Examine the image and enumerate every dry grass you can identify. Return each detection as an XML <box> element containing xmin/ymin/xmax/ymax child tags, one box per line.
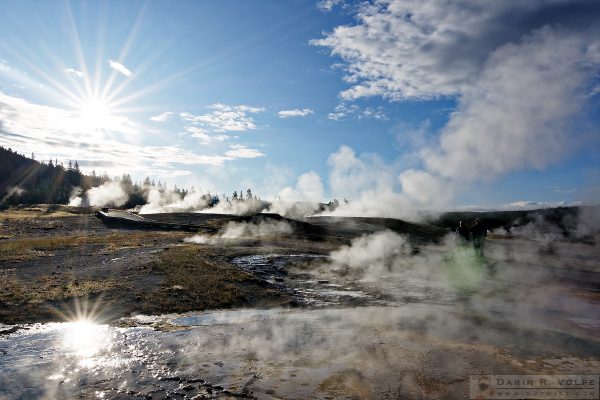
<box><xmin>0</xmin><ymin>231</ymin><xmax>187</xmax><ymax>261</ymax></box>
<box><xmin>144</xmin><ymin>244</ymin><xmax>287</xmax><ymax>313</ymax></box>
<box><xmin>0</xmin><ymin>205</ymin><xmax>93</xmax><ymax>220</ymax></box>
<box><xmin>32</xmin><ymin>276</ymin><xmax>121</xmax><ymax>302</ymax></box>
<box><xmin>0</xmin><ymin>273</ymin><xmax>120</xmax><ymax>305</ymax></box>
<box><xmin>0</xmin><ymin>275</ymin><xmax>28</xmax><ymax>304</ymax></box>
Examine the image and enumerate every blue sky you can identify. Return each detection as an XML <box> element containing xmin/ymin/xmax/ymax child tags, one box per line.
<box><xmin>0</xmin><ymin>0</ymin><xmax>599</xmax><ymax>210</ymax></box>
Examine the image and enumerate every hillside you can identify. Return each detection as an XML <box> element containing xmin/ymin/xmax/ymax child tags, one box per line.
<box><xmin>0</xmin><ymin>147</ymin><xmax>145</xmax><ymax>208</ymax></box>
<box><xmin>0</xmin><ymin>146</ymin><xmax>94</xmax><ymax>205</ymax></box>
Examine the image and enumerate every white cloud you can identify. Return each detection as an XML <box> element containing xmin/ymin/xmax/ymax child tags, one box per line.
<box><xmin>185</xmin><ymin>126</ymin><xmax>230</xmax><ymax>145</ymax></box>
<box><xmin>224</xmin><ymin>144</ymin><xmax>265</xmax><ymax>159</ymax></box>
<box><xmin>501</xmin><ymin>201</ymin><xmax>580</xmax><ymax>210</ymax></box>
<box><xmin>64</xmin><ymin>68</ymin><xmax>83</xmax><ymax>78</ymax></box>
<box><xmin>317</xmin><ymin>0</ymin><xmax>343</xmax><ymax>12</ymax></box>
<box><xmin>150</xmin><ymin>111</ymin><xmax>173</xmax><ymax>122</ymax></box>
<box><xmin>327</xmin><ymin>104</ymin><xmax>357</xmax><ymax>121</ymax></box>
<box><xmin>0</xmin><ymin>91</ymin><xmax>237</xmax><ymax>179</ymax></box>
<box><xmin>312</xmin><ymin>0</ymin><xmax>600</xmax><ymax>101</ymax></box>
<box><xmin>108</xmin><ymin>60</ymin><xmax>132</xmax><ymax>77</ymax></box>
<box><xmin>278</xmin><ymin>108</ymin><xmax>314</xmax><ymax>118</ymax></box>
<box><xmin>313</xmin><ymin>0</ymin><xmax>600</xmax><ymax>207</ymax></box>
<box><xmin>152</xmin><ymin>169</ymin><xmax>192</xmax><ymax>178</ymax></box>
<box><xmin>141</xmin><ymin>146</ymin><xmax>231</xmax><ymax>166</ymax></box>
<box><xmin>181</xmin><ymin>103</ymin><xmax>265</xmax><ymax>132</ymax></box>
<box><xmin>422</xmin><ymin>27</ymin><xmax>600</xmax><ymax>184</ymax></box>
<box><xmin>327</xmin><ymin>103</ymin><xmax>386</xmax><ymax>121</ymax></box>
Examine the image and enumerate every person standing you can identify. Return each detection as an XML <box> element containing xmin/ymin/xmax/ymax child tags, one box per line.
<box><xmin>471</xmin><ymin>218</ymin><xmax>487</xmax><ymax>260</ymax></box>
<box><xmin>456</xmin><ymin>220</ymin><xmax>470</xmax><ymax>244</ymax></box>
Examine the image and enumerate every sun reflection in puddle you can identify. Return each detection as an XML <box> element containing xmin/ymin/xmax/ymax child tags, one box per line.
<box><xmin>62</xmin><ymin>318</ymin><xmax>111</xmax><ymax>367</ymax></box>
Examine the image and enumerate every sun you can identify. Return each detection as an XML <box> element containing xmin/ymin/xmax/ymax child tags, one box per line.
<box><xmin>78</xmin><ymin>97</ymin><xmax>112</xmax><ymax>128</ymax></box>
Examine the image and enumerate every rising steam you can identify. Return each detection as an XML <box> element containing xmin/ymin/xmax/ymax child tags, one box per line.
<box><xmin>68</xmin><ymin>181</ymin><xmax>128</xmax><ymax>208</ymax></box>
<box><xmin>185</xmin><ymin>219</ymin><xmax>294</xmax><ymax>244</ymax></box>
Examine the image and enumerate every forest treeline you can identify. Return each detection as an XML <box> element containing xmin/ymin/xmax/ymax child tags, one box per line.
<box><xmin>0</xmin><ymin>147</ymin><xmax>343</xmax><ymax>212</ymax></box>
<box><xmin>0</xmin><ymin>146</ymin><xmax>186</xmax><ymax>208</ymax></box>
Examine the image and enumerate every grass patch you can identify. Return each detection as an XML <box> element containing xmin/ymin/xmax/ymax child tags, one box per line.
<box><xmin>0</xmin><ymin>275</ymin><xmax>28</xmax><ymax>304</ymax></box>
<box><xmin>0</xmin><ymin>231</ymin><xmax>187</xmax><ymax>261</ymax></box>
<box><xmin>144</xmin><ymin>244</ymin><xmax>287</xmax><ymax>313</ymax></box>
<box><xmin>32</xmin><ymin>276</ymin><xmax>121</xmax><ymax>302</ymax></box>
<box><xmin>0</xmin><ymin>204</ymin><xmax>96</xmax><ymax>219</ymax></box>
<box><xmin>0</xmin><ymin>273</ymin><xmax>120</xmax><ymax>305</ymax></box>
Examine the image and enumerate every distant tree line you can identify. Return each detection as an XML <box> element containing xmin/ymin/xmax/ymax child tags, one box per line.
<box><xmin>0</xmin><ymin>146</ymin><xmax>260</xmax><ymax>209</ymax></box>
<box><xmin>0</xmin><ymin>147</ymin><xmax>168</xmax><ymax>208</ymax></box>
<box><xmin>0</xmin><ymin>146</ymin><xmax>91</xmax><ymax>205</ymax></box>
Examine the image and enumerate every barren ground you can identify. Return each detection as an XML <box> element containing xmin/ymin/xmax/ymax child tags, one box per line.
<box><xmin>0</xmin><ymin>205</ymin><xmax>598</xmax><ymax>399</ymax></box>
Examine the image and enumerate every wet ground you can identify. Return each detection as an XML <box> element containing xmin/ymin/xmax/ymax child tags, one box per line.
<box><xmin>1</xmin><ymin>233</ymin><xmax>599</xmax><ymax>399</ymax></box>
<box><xmin>1</xmin><ymin>207</ymin><xmax>598</xmax><ymax>399</ymax></box>
<box><xmin>231</xmin><ymin>254</ymin><xmax>378</xmax><ymax>307</ymax></box>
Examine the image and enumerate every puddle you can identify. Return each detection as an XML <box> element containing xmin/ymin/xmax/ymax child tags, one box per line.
<box><xmin>2</xmin><ymin>304</ymin><xmax>598</xmax><ymax>399</ymax></box>
<box><xmin>231</xmin><ymin>254</ymin><xmax>380</xmax><ymax>307</ymax></box>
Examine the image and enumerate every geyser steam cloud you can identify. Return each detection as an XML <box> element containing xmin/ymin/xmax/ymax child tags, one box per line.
<box><xmin>185</xmin><ymin>219</ymin><xmax>294</xmax><ymax>244</ymax></box>
<box><xmin>68</xmin><ymin>181</ymin><xmax>128</xmax><ymax>208</ymax></box>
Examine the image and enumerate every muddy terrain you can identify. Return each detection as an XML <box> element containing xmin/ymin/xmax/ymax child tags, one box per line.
<box><xmin>0</xmin><ymin>205</ymin><xmax>598</xmax><ymax>399</ymax></box>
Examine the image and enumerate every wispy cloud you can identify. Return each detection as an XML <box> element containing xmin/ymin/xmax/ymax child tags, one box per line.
<box><xmin>185</xmin><ymin>126</ymin><xmax>230</xmax><ymax>145</ymax></box>
<box><xmin>0</xmin><ymin>90</ymin><xmax>244</xmax><ymax>179</ymax></box>
<box><xmin>224</xmin><ymin>144</ymin><xmax>265</xmax><ymax>159</ymax></box>
<box><xmin>180</xmin><ymin>103</ymin><xmax>265</xmax><ymax>132</ymax></box>
<box><xmin>547</xmin><ymin>186</ymin><xmax>577</xmax><ymax>194</ymax></box>
<box><xmin>327</xmin><ymin>104</ymin><xmax>387</xmax><ymax>121</ymax></box>
<box><xmin>149</xmin><ymin>111</ymin><xmax>173</xmax><ymax>122</ymax></box>
<box><xmin>501</xmin><ymin>201</ymin><xmax>581</xmax><ymax>210</ymax></box>
<box><xmin>317</xmin><ymin>0</ymin><xmax>343</xmax><ymax>12</ymax></box>
<box><xmin>278</xmin><ymin>108</ymin><xmax>314</xmax><ymax>118</ymax></box>
<box><xmin>108</xmin><ymin>60</ymin><xmax>132</xmax><ymax>78</ymax></box>
<box><xmin>64</xmin><ymin>68</ymin><xmax>83</xmax><ymax>78</ymax></box>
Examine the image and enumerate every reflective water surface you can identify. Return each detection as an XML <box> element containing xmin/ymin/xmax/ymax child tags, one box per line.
<box><xmin>1</xmin><ymin>247</ymin><xmax>599</xmax><ymax>399</ymax></box>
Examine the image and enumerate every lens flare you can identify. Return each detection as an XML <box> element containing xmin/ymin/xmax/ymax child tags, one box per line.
<box><xmin>61</xmin><ymin>317</ymin><xmax>111</xmax><ymax>369</ymax></box>
<box><xmin>52</xmin><ymin>297</ymin><xmax>114</xmax><ymax>367</ymax></box>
